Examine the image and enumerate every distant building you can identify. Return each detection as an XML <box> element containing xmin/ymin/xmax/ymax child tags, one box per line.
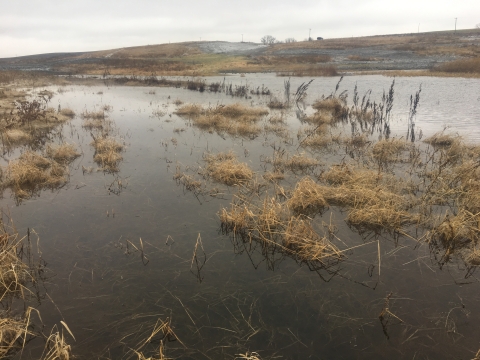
<box><xmin>317</xmin><ymin>37</ymin><xmax>324</xmax><ymax>40</ymax></box>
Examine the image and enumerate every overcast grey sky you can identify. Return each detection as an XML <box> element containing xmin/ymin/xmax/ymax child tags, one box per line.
<box><xmin>1</xmin><ymin>0</ymin><xmax>478</xmax><ymax>58</ymax></box>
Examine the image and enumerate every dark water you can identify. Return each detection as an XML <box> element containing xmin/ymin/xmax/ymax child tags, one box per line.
<box><xmin>3</xmin><ymin>75</ymin><xmax>480</xmax><ymax>359</ymax></box>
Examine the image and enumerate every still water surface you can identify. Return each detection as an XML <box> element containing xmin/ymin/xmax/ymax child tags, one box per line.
<box><xmin>3</xmin><ymin>75</ymin><xmax>480</xmax><ymax>359</ymax></box>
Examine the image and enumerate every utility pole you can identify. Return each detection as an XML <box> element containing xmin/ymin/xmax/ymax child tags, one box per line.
<box><xmin>241</xmin><ymin>34</ymin><xmax>243</xmax><ymax>43</ymax></box>
<box><xmin>454</xmin><ymin>18</ymin><xmax>457</xmax><ymax>32</ymax></box>
<box><xmin>309</xmin><ymin>28</ymin><xmax>311</xmax><ymax>41</ymax></box>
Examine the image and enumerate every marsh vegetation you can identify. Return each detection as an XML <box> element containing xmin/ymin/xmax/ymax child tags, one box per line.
<box><xmin>0</xmin><ymin>72</ymin><xmax>479</xmax><ymax>359</ymax></box>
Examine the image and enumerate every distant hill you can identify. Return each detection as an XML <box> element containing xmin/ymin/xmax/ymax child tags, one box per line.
<box><xmin>1</xmin><ymin>29</ymin><xmax>479</xmax><ymax>76</ymax></box>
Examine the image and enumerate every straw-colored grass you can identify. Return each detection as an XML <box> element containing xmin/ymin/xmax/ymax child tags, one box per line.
<box><xmin>59</xmin><ymin>108</ymin><xmax>75</xmax><ymax>118</ymax></box>
<box><xmin>284</xmin><ymin>217</ymin><xmax>343</xmax><ymax>263</ymax></box>
<box><xmin>0</xmin><ymin>312</ymin><xmax>35</xmax><ymax>358</ymax></box>
<box><xmin>204</xmin><ymin>152</ymin><xmax>253</xmax><ymax>186</ymax></box>
<box><xmin>287</xmin><ymin>177</ymin><xmax>328</xmax><ymax>216</ymax></box>
<box><xmin>219</xmin><ymin>196</ymin><xmax>342</xmax><ymax>268</ymax></box>
<box><xmin>91</xmin><ymin>136</ymin><xmax>124</xmax><ymax>172</ymax></box>
<box><xmin>3</xmin><ymin>151</ymin><xmax>70</xmax><ymax>199</ymax></box>
<box><xmin>81</xmin><ymin>110</ymin><xmax>106</xmax><ymax>120</ymax></box>
<box><xmin>45</xmin><ymin>144</ymin><xmax>80</xmax><ymax>164</ymax></box>
<box><xmin>263</xmin><ymin>171</ymin><xmax>285</xmax><ymax>183</ymax></box>
<box><xmin>312</xmin><ymin>97</ymin><xmax>348</xmax><ymax>120</ymax></box>
<box><xmin>423</xmin><ymin>131</ymin><xmax>459</xmax><ymax>147</ymax></box>
<box><xmin>40</xmin><ymin>324</ymin><xmax>74</xmax><ymax>360</ymax></box>
<box><xmin>3</xmin><ymin>129</ymin><xmax>31</xmax><ymax>143</ymax></box>
<box><xmin>272</xmin><ymin>152</ymin><xmax>319</xmax><ymax>172</ymax></box>
<box><xmin>372</xmin><ymin>138</ymin><xmax>407</xmax><ymax>163</ymax></box>
<box><xmin>177</xmin><ymin>103</ymin><xmax>267</xmax><ymax>137</ymax></box>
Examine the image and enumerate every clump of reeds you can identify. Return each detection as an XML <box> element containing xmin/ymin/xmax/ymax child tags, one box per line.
<box><xmin>263</xmin><ymin>171</ymin><xmax>285</xmax><ymax>183</ymax></box>
<box><xmin>175</xmin><ymin>104</ymin><xmax>203</xmax><ymax>116</ymax></box>
<box><xmin>372</xmin><ymin>138</ymin><xmax>407</xmax><ymax>164</ymax></box>
<box><xmin>434</xmin><ymin>57</ymin><xmax>480</xmax><ymax>74</ymax></box>
<box><xmin>173</xmin><ymin>168</ymin><xmax>203</xmax><ymax>193</ymax></box>
<box><xmin>176</xmin><ymin>103</ymin><xmax>267</xmax><ymax>138</ymax></box>
<box><xmin>40</xmin><ymin>324</ymin><xmax>74</xmax><ymax>360</ymax></box>
<box><xmin>423</xmin><ymin>131</ymin><xmax>459</xmax><ymax>147</ymax></box>
<box><xmin>45</xmin><ymin>144</ymin><xmax>80</xmax><ymax>164</ymax></box>
<box><xmin>0</xmin><ymin>312</ymin><xmax>35</xmax><ymax>358</ymax></box>
<box><xmin>132</xmin><ymin>318</ymin><xmax>181</xmax><ymax>360</ymax></box>
<box><xmin>91</xmin><ymin>136</ymin><xmax>124</xmax><ymax>172</ymax></box>
<box><xmin>287</xmin><ymin>177</ymin><xmax>328</xmax><ymax>216</ymax></box>
<box><xmin>59</xmin><ymin>108</ymin><xmax>75</xmax><ymax>118</ymax></box>
<box><xmin>219</xmin><ymin>195</ymin><xmax>343</xmax><ymax>269</ymax></box>
<box><xmin>3</xmin><ymin>129</ymin><xmax>31</xmax><ymax>143</ymax></box>
<box><xmin>204</xmin><ymin>152</ymin><xmax>253</xmax><ymax>186</ymax></box>
<box><xmin>271</xmin><ymin>151</ymin><xmax>319</xmax><ymax>173</ymax></box>
<box><xmin>3</xmin><ymin>151</ymin><xmax>70</xmax><ymax>199</ymax></box>
<box><xmin>312</xmin><ymin>97</ymin><xmax>348</xmax><ymax>121</ymax></box>
<box><xmin>284</xmin><ymin>217</ymin><xmax>342</xmax><ymax>263</ymax></box>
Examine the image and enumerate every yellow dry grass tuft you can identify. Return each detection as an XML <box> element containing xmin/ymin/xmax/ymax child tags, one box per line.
<box><xmin>91</xmin><ymin>136</ymin><xmax>124</xmax><ymax>172</ymax></box>
<box><xmin>372</xmin><ymin>138</ymin><xmax>407</xmax><ymax>163</ymax></box>
<box><xmin>3</xmin><ymin>151</ymin><xmax>70</xmax><ymax>200</ymax></box>
<box><xmin>59</xmin><ymin>108</ymin><xmax>75</xmax><ymax>118</ymax></box>
<box><xmin>287</xmin><ymin>177</ymin><xmax>328</xmax><ymax>216</ymax></box>
<box><xmin>204</xmin><ymin>152</ymin><xmax>253</xmax><ymax>186</ymax></box>
<box><xmin>176</xmin><ymin>103</ymin><xmax>267</xmax><ymax>137</ymax></box>
<box><xmin>45</xmin><ymin>144</ymin><xmax>80</xmax><ymax>164</ymax></box>
<box><xmin>423</xmin><ymin>131</ymin><xmax>459</xmax><ymax>147</ymax></box>
<box><xmin>3</xmin><ymin>129</ymin><xmax>31</xmax><ymax>143</ymax></box>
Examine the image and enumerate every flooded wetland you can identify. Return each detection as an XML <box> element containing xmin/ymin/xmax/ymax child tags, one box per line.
<box><xmin>1</xmin><ymin>73</ymin><xmax>480</xmax><ymax>359</ymax></box>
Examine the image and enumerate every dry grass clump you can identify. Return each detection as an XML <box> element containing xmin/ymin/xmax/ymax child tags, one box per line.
<box><xmin>303</xmin><ymin>112</ymin><xmax>333</xmax><ymax>125</ymax></box>
<box><xmin>40</xmin><ymin>325</ymin><xmax>73</xmax><ymax>360</ymax></box>
<box><xmin>204</xmin><ymin>152</ymin><xmax>253</xmax><ymax>186</ymax></box>
<box><xmin>175</xmin><ymin>104</ymin><xmax>203</xmax><ymax>116</ymax></box>
<box><xmin>429</xmin><ymin>210</ymin><xmax>480</xmax><ymax>249</ymax></box>
<box><xmin>263</xmin><ymin>171</ymin><xmax>285</xmax><ymax>183</ymax></box>
<box><xmin>347</xmin><ymin>203</ymin><xmax>419</xmax><ymax>232</ymax></box>
<box><xmin>176</xmin><ymin>103</ymin><xmax>268</xmax><ymax>120</ymax></box>
<box><xmin>372</xmin><ymin>138</ymin><xmax>407</xmax><ymax>163</ymax></box>
<box><xmin>91</xmin><ymin>136</ymin><xmax>124</xmax><ymax>172</ymax></box>
<box><xmin>177</xmin><ymin>104</ymin><xmax>267</xmax><ymax>137</ymax></box>
<box><xmin>284</xmin><ymin>217</ymin><xmax>342</xmax><ymax>263</ymax></box>
<box><xmin>3</xmin><ymin>151</ymin><xmax>71</xmax><ymax>199</ymax></box>
<box><xmin>81</xmin><ymin>110</ymin><xmax>106</xmax><ymax>120</ymax></box>
<box><xmin>45</xmin><ymin>144</ymin><xmax>80</xmax><ymax>164</ymax></box>
<box><xmin>173</xmin><ymin>168</ymin><xmax>203</xmax><ymax>193</ymax></box>
<box><xmin>81</xmin><ymin>110</ymin><xmax>112</xmax><ymax>130</ymax></box>
<box><xmin>59</xmin><ymin>108</ymin><xmax>75</xmax><ymax>118</ymax></box>
<box><xmin>264</xmin><ymin>124</ymin><xmax>290</xmax><ymax>139</ymax></box>
<box><xmin>3</xmin><ymin>129</ymin><xmax>31</xmax><ymax>143</ymax></box>
<box><xmin>0</xmin><ymin>313</ymin><xmax>35</xmax><ymax>358</ymax></box>
<box><xmin>220</xmin><ymin>196</ymin><xmax>343</xmax><ymax>268</ymax></box>
<box><xmin>423</xmin><ymin>131</ymin><xmax>459</xmax><ymax>147</ymax></box>
<box><xmin>312</xmin><ymin>97</ymin><xmax>348</xmax><ymax>120</ymax></box>
<box><xmin>427</xmin><ymin>210</ymin><xmax>480</xmax><ymax>266</ymax></box>
<box><xmin>272</xmin><ymin>152</ymin><xmax>319</xmax><ymax>172</ymax></box>
<box><xmin>434</xmin><ymin>57</ymin><xmax>480</xmax><ymax>74</ymax></box>
<box><xmin>267</xmin><ymin>98</ymin><xmax>287</xmax><ymax>109</ymax></box>
<box><xmin>213</xmin><ymin>103</ymin><xmax>268</xmax><ymax>119</ymax></box>
<box><xmin>0</xmin><ymin>224</ymin><xmax>31</xmax><ymax>300</ymax></box>
<box><xmin>287</xmin><ymin>177</ymin><xmax>327</xmax><ymax>216</ymax></box>
<box><xmin>343</xmin><ymin>134</ymin><xmax>370</xmax><ymax>148</ymax></box>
